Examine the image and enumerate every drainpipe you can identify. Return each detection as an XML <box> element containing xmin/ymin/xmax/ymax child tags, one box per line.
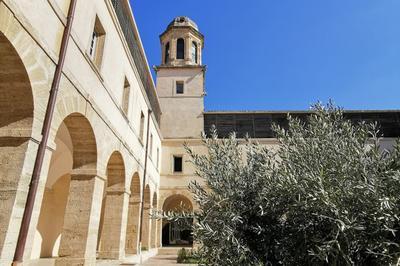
<box><xmin>138</xmin><ymin>109</ymin><xmax>152</xmax><ymax>262</ymax></box>
<box><xmin>12</xmin><ymin>0</ymin><xmax>77</xmax><ymax>264</ymax></box>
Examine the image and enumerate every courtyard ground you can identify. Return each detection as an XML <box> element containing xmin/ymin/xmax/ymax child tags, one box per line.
<box><xmin>97</xmin><ymin>254</ymin><xmax>193</xmax><ymax>265</ymax></box>
<box><xmin>136</xmin><ymin>254</ymin><xmax>195</xmax><ymax>265</ymax></box>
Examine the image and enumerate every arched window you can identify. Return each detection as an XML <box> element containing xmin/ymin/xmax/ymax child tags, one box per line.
<box><xmin>191</xmin><ymin>42</ymin><xmax>198</xmax><ymax>64</ymax></box>
<box><xmin>177</xmin><ymin>38</ymin><xmax>185</xmax><ymax>59</ymax></box>
<box><xmin>165</xmin><ymin>42</ymin><xmax>170</xmax><ymax>64</ymax></box>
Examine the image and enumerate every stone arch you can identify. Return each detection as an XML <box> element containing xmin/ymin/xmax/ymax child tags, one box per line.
<box><xmin>0</xmin><ymin>32</ymin><xmax>35</xmax><ymax>261</ymax></box>
<box><xmin>150</xmin><ymin>192</ymin><xmax>158</xmax><ymax>248</ymax></box>
<box><xmin>50</xmin><ymin>95</ymin><xmax>88</xmax><ymax>148</ymax></box>
<box><xmin>0</xmin><ymin>32</ymin><xmax>34</xmax><ymax>133</ymax></box>
<box><xmin>98</xmin><ymin>151</ymin><xmax>127</xmax><ymax>260</ymax></box>
<box><xmin>161</xmin><ymin>194</ymin><xmax>193</xmax><ymax>247</ymax></box>
<box><xmin>64</xmin><ymin>113</ymin><xmax>97</xmax><ymax>170</ymax></box>
<box><xmin>141</xmin><ymin>184</ymin><xmax>151</xmax><ymax>249</ymax></box>
<box><xmin>104</xmin><ymin>151</ymin><xmax>126</xmax><ymax>188</ymax></box>
<box><xmin>130</xmin><ymin>172</ymin><xmax>141</xmax><ymax>201</ymax></box>
<box><xmin>160</xmin><ymin>191</ymin><xmax>195</xmax><ymax>211</ymax></box>
<box><xmin>163</xmin><ymin>194</ymin><xmax>193</xmax><ymax>212</ymax></box>
<box><xmin>32</xmin><ymin>112</ymin><xmax>100</xmax><ymax>265</ymax></box>
<box><xmin>125</xmin><ymin>172</ymin><xmax>141</xmax><ymax>254</ymax></box>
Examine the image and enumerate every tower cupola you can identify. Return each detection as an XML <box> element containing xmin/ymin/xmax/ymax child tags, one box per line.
<box><xmin>159</xmin><ymin>16</ymin><xmax>204</xmax><ymax>67</ymax></box>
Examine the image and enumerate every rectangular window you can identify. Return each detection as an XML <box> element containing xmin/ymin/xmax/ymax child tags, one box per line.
<box><xmin>122</xmin><ymin>78</ymin><xmax>130</xmax><ymax>115</ymax></box>
<box><xmin>173</xmin><ymin>156</ymin><xmax>183</xmax><ymax>173</ymax></box>
<box><xmin>176</xmin><ymin>81</ymin><xmax>184</xmax><ymax>94</ymax></box>
<box><xmin>89</xmin><ymin>32</ymin><xmax>97</xmax><ymax>58</ymax></box>
<box><xmin>149</xmin><ymin>134</ymin><xmax>153</xmax><ymax>159</ymax></box>
<box><xmin>140</xmin><ymin>111</ymin><xmax>145</xmax><ymax>143</ymax></box>
<box><xmin>89</xmin><ymin>16</ymin><xmax>106</xmax><ymax>69</ymax></box>
<box><xmin>156</xmin><ymin>147</ymin><xmax>160</xmax><ymax>170</ymax></box>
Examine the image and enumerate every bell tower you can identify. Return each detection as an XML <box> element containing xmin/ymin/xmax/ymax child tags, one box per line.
<box><xmin>155</xmin><ymin>16</ymin><xmax>205</xmax><ymax>139</ymax></box>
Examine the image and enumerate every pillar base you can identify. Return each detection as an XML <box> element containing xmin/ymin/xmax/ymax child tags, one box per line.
<box><xmin>55</xmin><ymin>257</ymin><xmax>96</xmax><ymax>266</ymax></box>
<box><xmin>125</xmin><ymin>248</ymin><xmax>138</xmax><ymax>255</ymax></box>
<box><xmin>97</xmin><ymin>250</ymin><xmax>123</xmax><ymax>260</ymax></box>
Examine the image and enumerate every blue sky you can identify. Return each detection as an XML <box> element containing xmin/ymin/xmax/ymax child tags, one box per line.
<box><xmin>131</xmin><ymin>1</ymin><xmax>400</xmax><ymax>111</ymax></box>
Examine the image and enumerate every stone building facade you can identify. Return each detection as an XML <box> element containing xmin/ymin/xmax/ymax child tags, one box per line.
<box><xmin>0</xmin><ymin>0</ymin><xmax>161</xmax><ymax>265</ymax></box>
<box><xmin>0</xmin><ymin>1</ymin><xmax>399</xmax><ymax>265</ymax></box>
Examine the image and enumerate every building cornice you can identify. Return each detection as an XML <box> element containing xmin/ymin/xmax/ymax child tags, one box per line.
<box><xmin>153</xmin><ymin>64</ymin><xmax>206</xmax><ymax>72</ymax></box>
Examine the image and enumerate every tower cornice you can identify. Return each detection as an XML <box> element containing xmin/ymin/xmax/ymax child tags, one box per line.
<box><xmin>159</xmin><ymin>26</ymin><xmax>204</xmax><ymax>42</ymax></box>
<box><xmin>153</xmin><ymin>65</ymin><xmax>206</xmax><ymax>72</ymax></box>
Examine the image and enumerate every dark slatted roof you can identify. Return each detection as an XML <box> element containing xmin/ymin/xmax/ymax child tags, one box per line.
<box><xmin>204</xmin><ymin>110</ymin><xmax>400</xmax><ymax>138</ymax></box>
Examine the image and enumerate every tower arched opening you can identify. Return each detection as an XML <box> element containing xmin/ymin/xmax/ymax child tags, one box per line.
<box><xmin>164</xmin><ymin>42</ymin><xmax>170</xmax><ymax>64</ymax></box>
<box><xmin>162</xmin><ymin>194</ymin><xmax>193</xmax><ymax>247</ymax></box>
<box><xmin>176</xmin><ymin>38</ymin><xmax>185</xmax><ymax>59</ymax></box>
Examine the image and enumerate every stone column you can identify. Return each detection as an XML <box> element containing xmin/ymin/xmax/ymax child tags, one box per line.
<box><xmin>98</xmin><ymin>189</ymin><xmax>129</xmax><ymax>260</ymax></box>
<box><xmin>23</xmin><ymin>142</ymin><xmax>55</xmax><ymax>261</ymax></box>
<box><xmin>171</xmin><ymin>38</ymin><xmax>177</xmax><ymax>62</ymax></box>
<box><xmin>150</xmin><ymin>211</ymin><xmax>157</xmax><ymax>248</ymax></box>
<box><xmin>125</xmin><ymin>200</ymin><xmax>140</xmax><ymax>254</ymax></box>
<box><xmin>141</xmin><ymin>206</ymin><xmax>151</xmax><ymax>250</ymax></box>
<box><xmin>198</xmin><ymin>44</ymin><xmax>202</xmax><ymax>65</ymax></box>
<box><xmin>185</xmin><ymin>36</ymin><xmax>191</xmax><ymax>64</ymax></box>
<box><xmin>57</xmin><ymin>172</ymin><xmax>104</xmax><ymax>265</ymax></box>
<box><xmin>156</xmin><ymin>219</ymin><xmax>162</xmax><ymax>248</ymax></box>
<box><xmin>0</xmin><ymin>138</ymin><xmax>39</xmax><ymax>265</ymax></box>
<box><xmin>161</xmin><ymin>43</ymin><xmax>165</xmax><ymax>64</ymax></box>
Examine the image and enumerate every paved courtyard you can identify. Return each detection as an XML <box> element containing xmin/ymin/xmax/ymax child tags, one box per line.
<box><xmin>97</xmin><ymin>255</ymin><xmax>191</xmax><ymax>265</ymax></box>
<box><xmin>137</xmin><ymin>254</ymin><xmax>196</xmax><ymax>266</ymax></box>
<box><xmin>138</xmin><ymin>255</ymin><xmax>177</xmax><ymax>265</ymax></box>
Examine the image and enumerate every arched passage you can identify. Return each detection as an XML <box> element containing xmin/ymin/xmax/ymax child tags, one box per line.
<box><xmin>33</xmin><ymin>113</ymin><xmax>100</xmax><ymax>264</ymax></box>
<box><xmin>162</xmin><ymin>194</ymin><xmax>193</xmax><ymax>247</ymax></box>
<box><xmin>32</xmin><ymin>122</ymin><xmax>73</xmax><ymax>259</ymax></box>
<box><xmin>141</xmin><ymin>185</ymin><xmax>151</xmax><ymax>250</ymax></box>
<box><xmin>0</xmin><ymin>32</ymin><xmax>34</xmax><ymax>253</ymax></box>
<box><xmin>125</xmin><ymin>172</ymin><xmax>141</xmax><ymax>254</ymax></box>
<box><xmin>98</xmin><ymin>151</ymin><xmax>127</xmax><ymax>260</ymax></box>
<box><xmin>150</xmin><ymin>192</ymin><xmax>158</xmax><ymax>248</ymax></box>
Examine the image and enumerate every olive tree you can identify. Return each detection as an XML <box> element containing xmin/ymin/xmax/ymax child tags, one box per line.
<box><xmin>164</xmin><ymin>103</ymin><xmax>400</xmax><ymax>265</ymax></box>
